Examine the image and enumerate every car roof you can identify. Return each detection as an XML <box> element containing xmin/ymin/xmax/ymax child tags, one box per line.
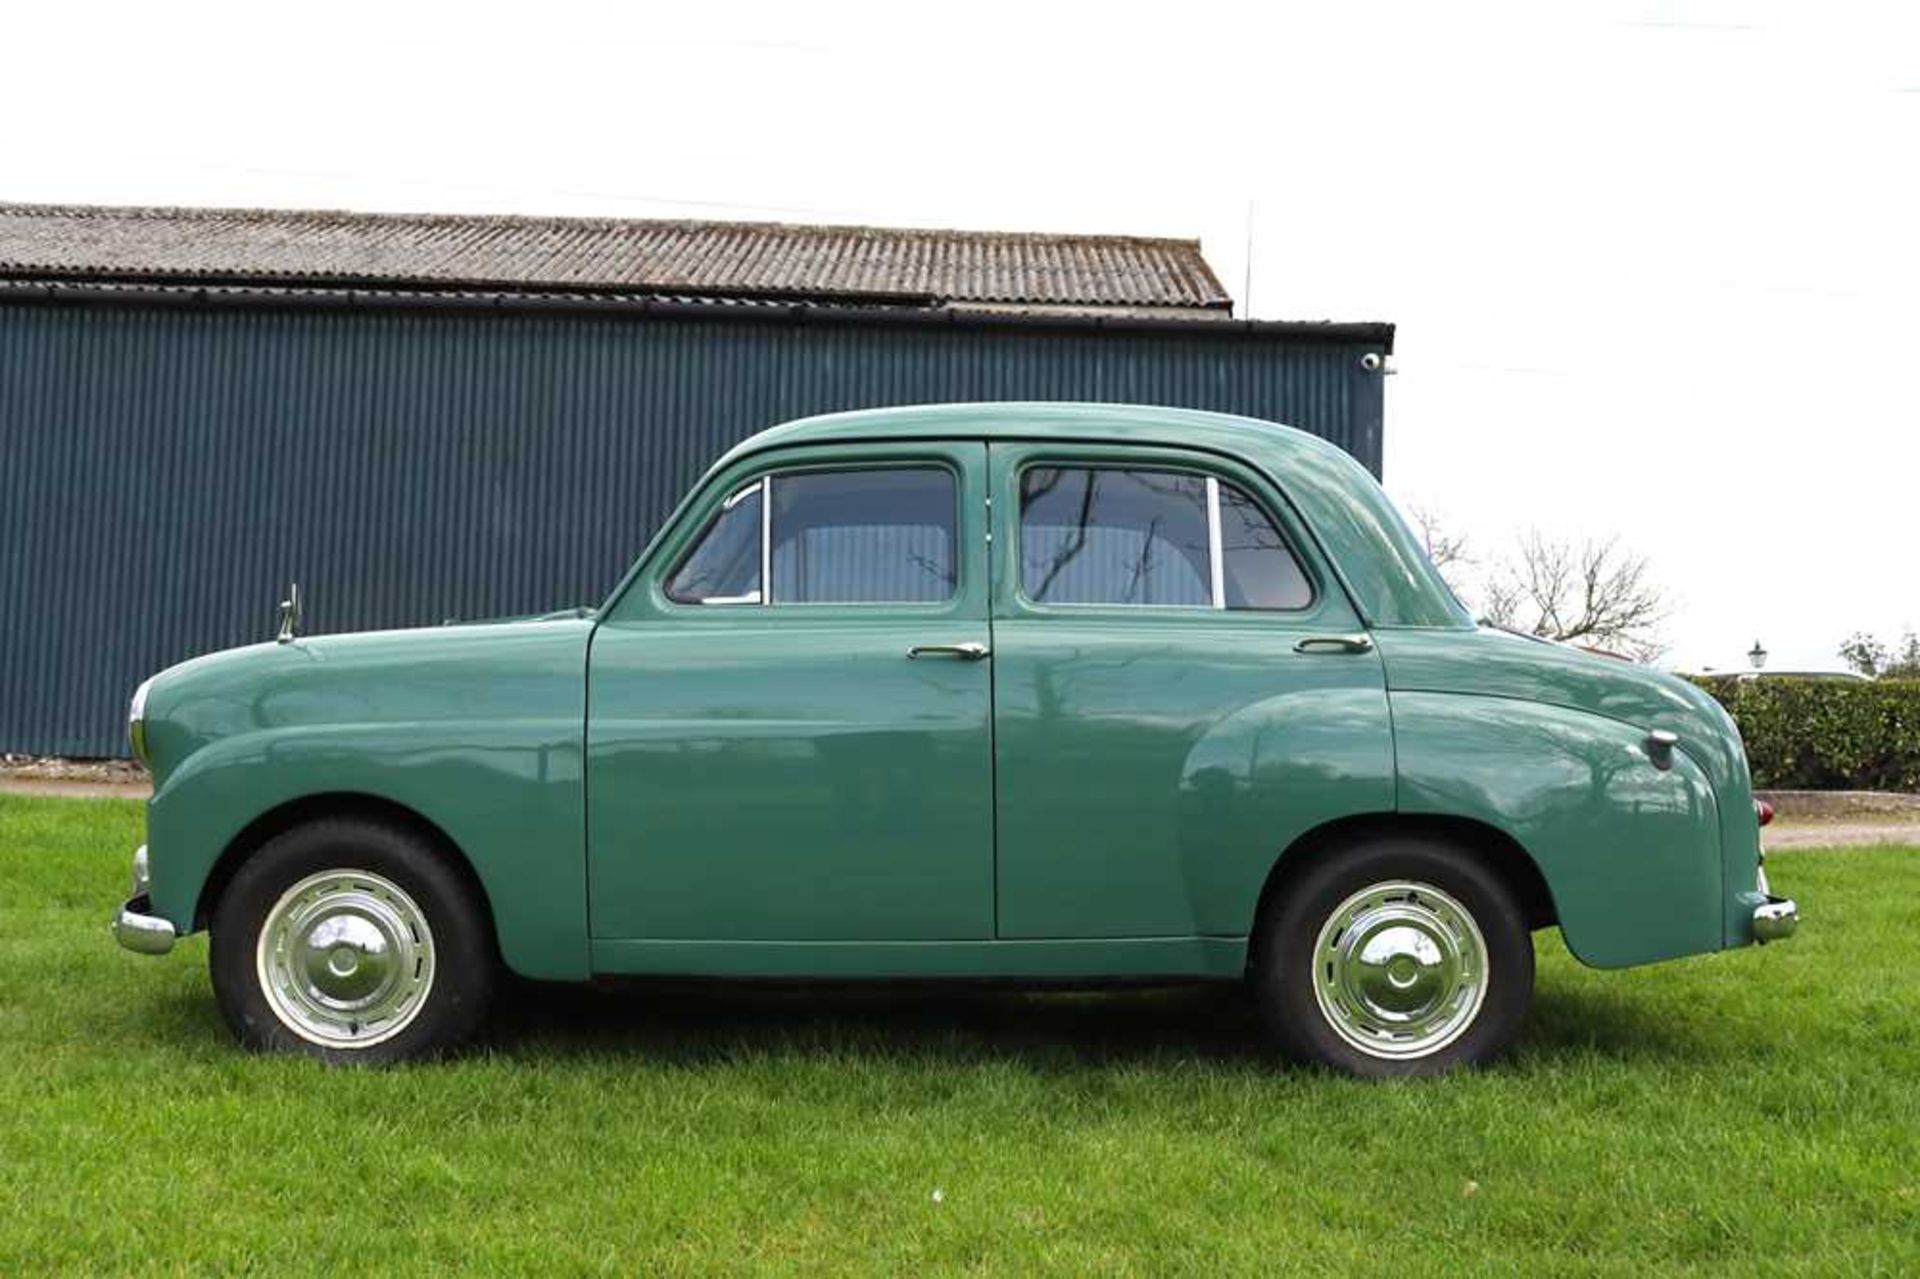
<box><xmin>709</xmin><ymin>401</ymin><xmax>1471</xmax><ymax>631</ymax></box>
<box><xmin>717</xmin><ymin>401</ymin><xmax>1355</xmax><ymax>472</ymax></box>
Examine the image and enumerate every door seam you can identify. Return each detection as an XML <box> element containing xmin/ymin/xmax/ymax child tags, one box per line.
<box><xmin>984</xmin><ymin>440</ymin><xmax>1001</xmax><ymax>941</ymax></box>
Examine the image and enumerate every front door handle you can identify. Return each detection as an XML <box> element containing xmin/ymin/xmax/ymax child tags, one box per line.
<box><xmin>908</xmin><ymin>641</ymin><xmax>990</xmax><ymax>661</ymax></box>
<box><xmin>1293</xmin><ymin>634</ymin><xmax>1374</xmax><ymax>655</ymax></box>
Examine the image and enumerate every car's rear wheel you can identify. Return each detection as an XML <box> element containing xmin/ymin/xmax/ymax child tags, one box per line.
<box><xmin>210</xmin><ymin>818</ymin><xmax>495</xmax><ymax>1063</ymax></box>
<box><xmin>1250</xmin><ymin>837</ymin><xmax>1534</xmax><ymax>1078</ymax></box>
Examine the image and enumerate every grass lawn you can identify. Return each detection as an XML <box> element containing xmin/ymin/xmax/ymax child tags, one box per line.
<box><xmin>2</xmin><ymin>796</ymin><xmax>1916</xmax><ymax>1274</ymax></box>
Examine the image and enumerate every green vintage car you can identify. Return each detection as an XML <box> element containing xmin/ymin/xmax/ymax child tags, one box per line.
<box><xmin>113</xmin><ymin>402</ymin><xmax>1796</xmax><ymax>1076</ymax></box>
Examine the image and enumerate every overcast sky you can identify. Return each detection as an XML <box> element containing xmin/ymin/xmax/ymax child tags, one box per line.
<box><xmin>8</xmin><ymin>0</ymin><xmax>1915</xmax><ymax>671</ymax></box>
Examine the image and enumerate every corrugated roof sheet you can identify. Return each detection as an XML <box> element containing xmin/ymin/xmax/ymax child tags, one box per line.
<box><xmin>0</xmin><ymin>202</ymin><xmax>1232</xmax><ymax>311</ymax></box>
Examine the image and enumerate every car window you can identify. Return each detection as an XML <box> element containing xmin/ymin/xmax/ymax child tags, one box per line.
<box><xmin>665</xmin><ymin>480</ymin><xmax>763</xmax><ymax>604</ymax></box>
<box><xmin>1019</xmin><ymin>465</ymin><xmax>1310</xmax><ymax>611</ymax></box>
<box><xmin>1020</xmin><ymin>467</ymin><xmax>1212</xmax><ymax>606</ymax></box>
<box><xmin>770</xmin><ymin>468</ymin><xmax>957</xmax><ymax>603</ymax></box>
<box><xmin>668</xmin><ymin>466</ymin><xmax>958</xmax><ymax>606</ymax></box>
<box><xmin>1218</xmin><ymin>482</ymin><xmax>1312</xmax><ymax>609</ymax></box>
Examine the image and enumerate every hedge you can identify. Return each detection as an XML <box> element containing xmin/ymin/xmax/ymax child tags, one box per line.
<box><xmin>1691</xmin><ymin>676</ymin><xmax>1920</xmax><ymax>792</ymax></box>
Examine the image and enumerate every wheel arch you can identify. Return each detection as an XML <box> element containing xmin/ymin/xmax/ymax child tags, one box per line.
<box><xmin>1251</xmin><ymin>812</ymin><xmax>1558</xmax><ymax>951</ymax></box>
<box><xmin>192</xmin><ymin>791</ymin><xmax>499</xmax><ymax>946</ymax></box>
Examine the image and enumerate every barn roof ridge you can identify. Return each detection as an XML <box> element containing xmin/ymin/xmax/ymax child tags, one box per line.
<box><xmin>0</xmin><ymin>200</ymin><xmax>1233</xmax><ymax>312</ymax></box>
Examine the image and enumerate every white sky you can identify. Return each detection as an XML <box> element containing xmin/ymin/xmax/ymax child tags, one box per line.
<box><xmin>7</xmin><ymin>0</ymin><xmax>1916</xmax><ymax>671</ymax></box>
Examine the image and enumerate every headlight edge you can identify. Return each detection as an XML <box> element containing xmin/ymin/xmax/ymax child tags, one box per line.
<box><xmin>128</xmin><ymin>676</ymin><xmax>155</xmax><ymax>767</ymax></box>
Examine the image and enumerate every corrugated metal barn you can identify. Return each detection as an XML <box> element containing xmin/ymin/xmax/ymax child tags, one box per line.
<box><xmin>0</xmin><ymin>203</ymin><xmax>1394</xmax><ymax>757</ymax></box>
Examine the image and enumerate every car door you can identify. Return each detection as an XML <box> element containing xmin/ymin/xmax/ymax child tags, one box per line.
<box><xmin>987</xmin><ymin>442</ymin><xmax>1396</xmax><ymax>940</ymax></box>
<box><xmin>587</xmin><ymin>442</ymin><xmax>994</xmax><ymax>943</ymax></box>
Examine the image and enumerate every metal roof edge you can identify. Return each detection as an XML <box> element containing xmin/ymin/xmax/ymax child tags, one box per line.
<box><xmin>0</xmin><ymin>278</ymin><xmax>1395</xmax><ymax>349</ymax></box>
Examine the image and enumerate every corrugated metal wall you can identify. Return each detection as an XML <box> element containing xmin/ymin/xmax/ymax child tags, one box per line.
<box><xmin>0</xmin><ymin>298</ymin><xmax>1385</xmax><ymax>756</ymax></box>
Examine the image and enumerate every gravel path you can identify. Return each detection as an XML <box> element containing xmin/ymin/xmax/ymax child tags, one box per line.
<box><xmin>1765</xmin><ymin>821</ymin><xmax>1920</xmax><ymax>850</ymax></box>
<box><xmin>0</xmin><ymin>778</ymin><xmax>151</xmax><ymax>801</ymax></box>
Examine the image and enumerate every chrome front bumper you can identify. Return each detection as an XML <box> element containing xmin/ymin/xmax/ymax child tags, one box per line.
<box><xmin>1751</xmin><ymin>860</ymin><xmax>1799</xmax><ymax>944</ymax></box>
<box><xmin>113</xmin><ymin>898</ymin><xmax>178</xmax><ymax>954</ymax></box>
<box><xmin>111</xmin><ymin>844</ymin><xmax>177</xmax><ymax>955</ymax></box>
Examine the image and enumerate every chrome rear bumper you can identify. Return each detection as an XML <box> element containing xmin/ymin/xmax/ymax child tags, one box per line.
<box><xmin>1753</xmin><ymin>897</ymin><xmax>1799</xmax><ymax>943</ymax></box>
<box><xmin>110</xmin><ymin>844</ymin><xmax>177</xmax><ymax>955</ymax></box>
<box><xmin>1751</xmin><ymin>861</ymin><xmax>1798</xmax><ymax>944</ymax></box>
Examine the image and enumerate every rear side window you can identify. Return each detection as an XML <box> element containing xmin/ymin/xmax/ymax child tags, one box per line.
<box><xmin>1217</xmin><ymin>482</ymin><xmax>1312</xmax><ymax>610</ymax></box>
<box><xmin>1020</xmin><ymin>468</ymin><xmax>1211</xmax><ymax>606</ymax></box>
<box><xmin>667</xmin><ymin>467</ymin><xmax>957</xmax><ymax>605</ymax></box>
<box><xmin>1018</xmin><ymin>466</ymin><xmax>1310</xmax><ymax>611</ymax></box>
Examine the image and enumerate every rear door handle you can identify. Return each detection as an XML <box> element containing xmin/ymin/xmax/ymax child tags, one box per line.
<box><xmin>1293</xmin><ymin>634</ymin><xmax>1374</xmax><ymax>655</ymax></box>
<box><xmin>907</xmin><ymin>642</ymin><xmax>991</xmax><ymax>661</ymax></box>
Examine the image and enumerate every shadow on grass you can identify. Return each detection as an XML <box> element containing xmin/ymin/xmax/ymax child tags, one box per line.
<box><xmin>480</xmin><ymin>978</ymin><xmax>1269</xmax><ymax>1069</ymax></box>
<box><xmin>1515</xmin><ymin>983</ymin><xmax>1710</xmax><ymax>1064</ymax></box>
<box><xmin>471</xmin><ymin>972</ymin><xmax>1711</xmax><ymax>1071</ymax></box>
<box><xmin>106</xmin><ymin>939</ymin><xmax>1712</xmax><ymax>1071</ymax></box>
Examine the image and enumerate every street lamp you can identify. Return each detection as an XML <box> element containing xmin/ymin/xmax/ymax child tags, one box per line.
<box><xmin>1748</xmin><ymin>639</ymin><xmax>1768</xmax><ymax>672</ymax></box>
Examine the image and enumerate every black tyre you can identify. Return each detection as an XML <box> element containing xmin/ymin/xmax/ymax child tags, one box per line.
<box><xmin>209</xmin><ymin>817</ymin><xmax>496</xmax><ymax>1064</ymax></box>
<box><xmin>1250</xmin><ymin>836</ymin><xmax>1533</xmax><ymax>1078</ymax></box>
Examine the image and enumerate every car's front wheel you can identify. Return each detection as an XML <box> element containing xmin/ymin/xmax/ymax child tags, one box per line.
<box><xmin>210</xmin><ymin>818</ymin><xmax>496</xmax><ymax>1063</ymax></box>
<box><xmin>1250</xmin><ymin>836</ymin><xmax>1534</xmax><ymax>1078</ymax></box>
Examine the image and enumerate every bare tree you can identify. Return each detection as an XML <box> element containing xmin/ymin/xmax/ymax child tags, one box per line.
<box><xmin>1408</xmin><ymin>505</ymin><xmax>1476</xmax><ymax>605</ymax></box>
<box><xmin>1839</xmin><ymin>631</ymin><xmax>1889</xmax><ymax>677</ymax></box>
<box><xmin>1839</xmin><ymin>629</ymin><xmax>1920</xmax><ymax>678</ymax></box>
<box><xmin>1409</xmin><ymin>506</ymin><xmax>1471</xmax><ymax>575</ymax></box>
<box><xmin>1480</xmin><ymin>532</ymin><xmax>1668</xmax><ymax>661</ymax></box>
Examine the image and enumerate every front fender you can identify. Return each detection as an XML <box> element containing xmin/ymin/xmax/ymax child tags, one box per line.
<box><xmin>1390</xmin><ymin>691</ymin><xmax>1722</xmax><ymax>968</ymax></box>
<box><xmin>139</xmin><ymin>620</ymin><xmax>593</xmax><ymax>981</ymax></box>
<box><xmin>148</xmin><ymin>722</ymin><xmax>588</xmax><ymax>979</ymax></box>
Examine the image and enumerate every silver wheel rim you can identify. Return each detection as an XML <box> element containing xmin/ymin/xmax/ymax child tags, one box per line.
<box><xmin>1311</xmin><ymin>879</ymin><xmax>1488</xmax><ymax>1060</ymax></box>
<box><xmin>256</xmin><ymin>869</ymin><xmax>436</xmax><ymax>1049</ymax></box>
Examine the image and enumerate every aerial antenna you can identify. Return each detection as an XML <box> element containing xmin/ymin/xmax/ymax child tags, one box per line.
<box><xmin>1242</xmin><ymin>199</ymin><xmax>1255</xmax><ymax>319</ymax></box>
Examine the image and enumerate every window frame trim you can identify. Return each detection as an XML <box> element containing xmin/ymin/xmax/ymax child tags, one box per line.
<box><xmin>662</xmin><ymin>478</ymin><xmax>766</xmax><ymax>606</ymax></box>
<box><xmin>760</xmin><ymin>476</ymin><xmax>774</xmax><ymax>603</ymax></box>
<box><xmin>1204</xmin><ymin>475</ymin><xmax>1226</xmax><ymax>611</ymax></box>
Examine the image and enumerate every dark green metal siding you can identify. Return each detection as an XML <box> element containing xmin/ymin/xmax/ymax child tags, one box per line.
<box><xmin>0</xmin><ymin>298</ymin><xmax>1385</xmax><ymax>757</ymax></box>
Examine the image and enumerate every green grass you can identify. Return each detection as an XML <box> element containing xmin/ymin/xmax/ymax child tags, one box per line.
<box><xmin>2</xmin><ymin>795</ymin><xmax>1916</xmax><ymax>1275</ymax></box>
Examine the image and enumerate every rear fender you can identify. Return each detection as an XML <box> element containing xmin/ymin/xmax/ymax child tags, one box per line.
<box><xmin>1390</xmin><ymin>691</ymin><xmax>1722</xmax><ymax>968</ymax></box>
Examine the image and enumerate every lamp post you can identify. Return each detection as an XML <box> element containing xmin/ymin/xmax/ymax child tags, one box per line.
<box><xmin>1748</xmin><ymin>639</ymin><xmax>1768</xmax><ymax>672</ymax></box>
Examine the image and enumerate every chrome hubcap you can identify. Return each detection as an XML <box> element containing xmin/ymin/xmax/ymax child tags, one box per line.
<box><xmin>256</xmin><ymin>870</ymin><xmax>435</xmax><ymax>1049</ymax></box>
<box><xmin>1312</xmin><ymin>880</ymin><xmax>1488</xmax><ymax>1060</ymax></box>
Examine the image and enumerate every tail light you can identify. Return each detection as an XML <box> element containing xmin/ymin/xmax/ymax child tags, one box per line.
<box><xmin>1754</xmin><ymin>799</ymin><xmax>1774</xmax><ymax>827</ymax></box>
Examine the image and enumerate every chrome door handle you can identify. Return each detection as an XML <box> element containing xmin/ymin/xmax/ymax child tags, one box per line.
<box><xmin>907</xmin><ymin>642</ymin><xmax>990</xmax><ymax>661</ymax></box>
<box><xmin>1293</xmin><ymin>634</ymin><xmax>1374</xmax><ymax>655</ymax></box>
